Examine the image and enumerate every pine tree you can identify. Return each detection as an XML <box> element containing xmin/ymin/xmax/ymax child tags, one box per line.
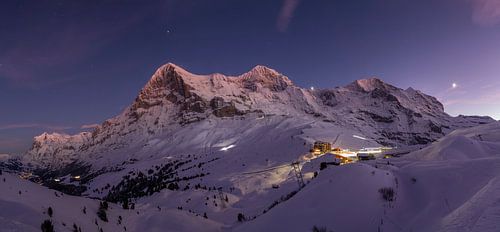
<box><xmin>237</xmin><ymin>213</ymin><xmax>246</xmax><ymax>222</ymax></box>
<box><xmin>47</xmin><ymin>207</ymin><xmax>53</xmax><ymax>217</ymax></box>
<box><xmin>100</xmin><ymin>201</ymin><xmax>109</xmax><ymax>210</ymax></box>
<box><xmin>41</xmin><ymin>220</ymin><xmax>54</xmax><ymax>232</ymax></box>
<box><xmin>122</xmin><ymin>198</ymin><xmax>129</xmax><ymax>209</ymax></box>
<box><xmin>97</xmin><ymin>201</ymin><xmax>109</xmax><ymax>222</ymax></box>
<box><xmin>312</xmin><ymin>226</ymin><xmax>330</xmax><ymax>232</ymax></box>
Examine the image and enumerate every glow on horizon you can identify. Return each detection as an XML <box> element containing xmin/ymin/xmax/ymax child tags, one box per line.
<box><xmin>430</xmin><ymin>80</ymin><xmax>499</xmax><ymax>120</ymax></box>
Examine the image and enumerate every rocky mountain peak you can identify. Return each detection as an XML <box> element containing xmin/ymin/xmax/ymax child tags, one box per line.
<box><xmin>34</xmin><ymin>132</ymin><xmax>68</xmax><ymax>142</ymax></box>
<box><xmin>347</xmin><ymin>77</ymin><xmax>391</xmax><ymax>92</ymax></box>
<box><xmin>143</xmin><ymin>63</ymin><xmax>193</xmax><ymax>92</ymax></box>
<box><xmin>246</xmin><ymin>65</ymin><xmax>279</xmax><ymax>76</ymax></box>
<box><xmin>133</xmin><ymin>63</ymin><xmax>198</xmax><ymax>109</ymax></box>
<box><xmin>240</xmin><ymin>65</ymin><xmax>293</xmax><ymax>91</ymax></box>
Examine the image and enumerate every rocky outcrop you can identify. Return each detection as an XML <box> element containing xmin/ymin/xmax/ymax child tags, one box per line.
<box><xmin>210</xmin><ymin>97</ymin><xmax>245</xmax><ymax>117</ymax></box>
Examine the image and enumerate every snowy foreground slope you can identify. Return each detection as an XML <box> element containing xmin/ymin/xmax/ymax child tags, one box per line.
<box><xmin>0</xmin><ymin>171</ymin><xmax>222</xmax><ymax>232</ymax></box>
<box><xmin>236</xmin><ymin>122</ymin><xmax>500</xmax><ymax>232</ymax></box>
<box><xmin>2</xmin><ymin>122</ymin><xmax>499</xmax><ymax>232</ymax></box>
<box><xmin>1</xmin><ymin>63</ymin><xmax>497</xmax><ymax>231</ymax></box>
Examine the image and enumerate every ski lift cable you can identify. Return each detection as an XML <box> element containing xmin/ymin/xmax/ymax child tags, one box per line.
<box><xmin>239</xmin><ymin>161</ymin><xmax>307</xmax><ymax>176</ymax></box>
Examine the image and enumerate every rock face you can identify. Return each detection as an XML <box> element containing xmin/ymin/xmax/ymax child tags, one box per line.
<box><xmin>314</xmin><ymin>77</ymin><xmax>471</xmax><ymax>145</ymax></box>
<box><xmin>25</xmin><ymin>63</ymin><xmax>495</xmax><ymax>167</ymax></box>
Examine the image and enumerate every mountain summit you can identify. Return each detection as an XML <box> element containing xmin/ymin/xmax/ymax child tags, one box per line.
<box><xmin>348</xmin><ymin>77</ymin><xmax>388</xmax><ymax>92</ymax></box>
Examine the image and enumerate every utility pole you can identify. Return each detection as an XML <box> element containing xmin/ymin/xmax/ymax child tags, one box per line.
<box><xmin>291</xmin><ymin>162</ymin><xmax>305</xmax><ymax>189</ymax></box>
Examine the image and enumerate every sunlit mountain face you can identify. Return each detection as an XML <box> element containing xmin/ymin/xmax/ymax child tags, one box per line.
<box><xmin>1</xmin><ymin>1</ymin><xmax>499</xmax><ymax>232</ymax></box>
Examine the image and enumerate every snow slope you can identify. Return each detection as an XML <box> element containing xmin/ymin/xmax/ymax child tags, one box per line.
<box><xmin>0</xmin><ymin>171</ymin><xmax>223</xmax><ymax>232</ymax></box>
<box><xmin>406</xmin><ymin>122</ymin><xmax>500</xmax><ymax>161</ymax></box>
<box><xmin>237</xmin><ymin>122</ymin><xmax>500</xmax><ymax>232</ymax></box>
<box><xmin>234</xmin><ymin>163</ymin><xmax>397</xmax><ymax>232</ymax></box>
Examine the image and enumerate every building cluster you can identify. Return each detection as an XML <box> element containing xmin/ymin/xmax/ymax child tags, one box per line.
<box><xmin>309</xmin><ymin>140</ymin><xmax>393</xmax><ymax>163</ymax></box>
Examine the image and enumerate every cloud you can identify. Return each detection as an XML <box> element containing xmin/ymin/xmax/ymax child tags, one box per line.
<box><xmin>442</xmin><ymin>91</ymin><xmax>500</xmax><ymax>106</ymax></box>
<box><xmin>276</xmin><ymin>0</ymin><xmax>301</xmax><ymax>32</ymax></box>
<box><xmin>0</xmin><ymin>123</ymin><xmax>72</xmax><ymax>131</ymax></box>
<box><xmin>479</xmin><ymin>81</ymin><xmax>500</xmax><ymax>90</ymax></box>
<box><xmin>440</xmin><ymin>80</ymin><xmax>500</xmax><ymax>106</ymax></box>
<box><xmin>0</xmin><ymin>137</ymin><xmax>33</xmax><ymax>154</ymax></box>
<box><xmin>81</xmin><ymin>124</ymin><xmax>100</xmax><ymax>129</ymax></box>
<box><xmin>0</xmin><ymin>153</ymin><xmax>11</xmax><ymax>161</ymax></box>
<box><xmin>470</xmin><ymin>0</ymin><xmax>500</xmax><ymax>26</ymax></box>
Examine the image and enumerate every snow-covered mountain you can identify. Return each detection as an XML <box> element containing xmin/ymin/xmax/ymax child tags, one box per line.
<box><xmin>27</xmin><ymin>132</ymin><xmax>92</xmax><ymax>168</ymax></box>
<box><xmin>26</xmin><ymin>63</ymin><xmax>493</xmax><ymax>167</ymax></box>
<box><xmin>6</xmin><ymin>63</ymin><xmax>496</xmax><ymax>232</ymax></box>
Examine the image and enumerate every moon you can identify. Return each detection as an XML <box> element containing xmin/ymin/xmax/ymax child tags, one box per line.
<box><xmin>452</xmin><ymin>83</ymin><xmax>457</xmax><ymax>89</ymax></box>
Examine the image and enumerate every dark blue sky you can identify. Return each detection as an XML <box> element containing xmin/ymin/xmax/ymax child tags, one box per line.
<box><xmin>1</xmin><ymin>0</ymin><xmax>500</xmax><ymax>153</ymax></box>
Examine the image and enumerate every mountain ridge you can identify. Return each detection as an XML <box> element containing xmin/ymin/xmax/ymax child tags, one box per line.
<box><xmin>25</xmin><ymin>63</ymin><xmax>494</xmax><ymax>167</ymax></box>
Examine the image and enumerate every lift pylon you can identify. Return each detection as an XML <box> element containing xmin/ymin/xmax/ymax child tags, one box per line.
<box><xmin>291</xmin><ymin>161</ymin><xmax>305</xmax><ymax>189</ymax></box>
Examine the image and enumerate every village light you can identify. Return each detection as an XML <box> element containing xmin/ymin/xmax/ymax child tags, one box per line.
<box><xmin>70</xmin><ymin>175</ymin><xmax>82</xmax><ymax>182</ymax></box>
